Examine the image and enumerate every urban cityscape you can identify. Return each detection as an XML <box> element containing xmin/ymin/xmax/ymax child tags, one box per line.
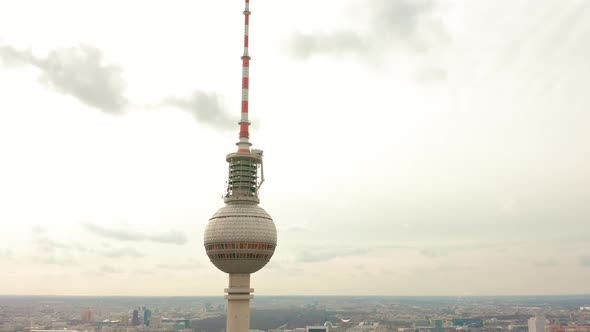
<box><xmin>1</xmin><ymin>296</ymin><xmax>590</xmax><ymax>332</ymax></box>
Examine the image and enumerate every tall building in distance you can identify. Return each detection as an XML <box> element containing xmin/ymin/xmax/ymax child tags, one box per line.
<box><xmin>529</xmin><ymin>315</ymin><xmax>547</xmax><ymax>332</ymax></box>
<box><xmin>203</xmin><ymin>1</ymin><xmax>277</xmax><ymax>332</ymax></box>
<box><xmin>144</xmin><ymin>309</ymin><xmax>152</xmax><ymax>327</ymax></box>
<box><xmin>132</xmin><ymin>309</ymin><xmax>140</xmax><ymax>327</ymax></box>
<box><xmin>81</xmin><ymin>308</ymin><xmax>94</xmax><ymax>323</ymax></box>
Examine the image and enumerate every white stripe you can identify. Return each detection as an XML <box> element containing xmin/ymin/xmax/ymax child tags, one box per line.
<box><xmin>242</xmin><ymin>67</ymin><xmax>249</xmax><ymax>78</ymax></box>
<box><xmin>242</xmin><ymin>89</ymin><xmax>249</xmax><ymax>101</ymax></box>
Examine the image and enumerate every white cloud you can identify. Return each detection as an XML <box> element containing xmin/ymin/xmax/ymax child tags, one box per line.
<box><xmin>0</xmin><ymin>45</ymin><xmax>127</xmax><ymax>112</ymax></box>
<box><xmin>82</xmin><ymin>223</ymin><xmax>188</xmax><ymax>245</ymax></box>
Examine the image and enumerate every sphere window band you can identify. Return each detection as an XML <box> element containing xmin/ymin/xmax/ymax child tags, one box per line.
<box><xmin>209</xmin><ymin>253</ymin><xmax>271</xmax><ymax>260</ymax></box>
<box><xmin>205</xmin><ymin>243</ymin><xmax>275</xmax><ymax>251</ymax></box>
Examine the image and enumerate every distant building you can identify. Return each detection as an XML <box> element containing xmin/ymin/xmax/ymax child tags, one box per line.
<box><xmin>307</xmin><ymin>327</ymin><xmax>328</xmax><ymax>332</ymax></box>
<box><xmin>529</xmin><ymin>315</ymin><xmax>547</xmax><ymax>332</ymax></box>
<box><xmin>432</xmin><ymin>319</ymin><xmax>445</xmax><ymax>332</ymax></box>
<box><xmin>81</xmin><ymin>308</ymin><xmax>94</xmax><ymax>323</ymax></box>
<box><xmin>152</xmin><ymin>316</ymin><xmax>162</xmax><ymax>328</ymax></box>
<box><xmin>144</xmin><ymin>309</ymin><xmax>152</xmax><ymax>327</ymax></box>
<box><xmin>120</xmin><ymin>314</ymin><xmax>129</xmax><ymax>326</ymax></box>
<box><xmin>132</xmin><ymin>309</ymin><xmax>140</xmax><ymax>326</ymax></box>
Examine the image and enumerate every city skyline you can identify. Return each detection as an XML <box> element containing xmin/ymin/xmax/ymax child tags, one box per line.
<box><xmin>1</xmin><ymin>0</ymin><xmax>590</xmax><ymax>296</ymax></box>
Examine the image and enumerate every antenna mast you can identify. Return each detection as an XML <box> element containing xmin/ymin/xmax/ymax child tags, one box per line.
<box><xmin>237</xmin><ymin>0</ymin><xmax>252</xmax><ymax>153</ymax></box>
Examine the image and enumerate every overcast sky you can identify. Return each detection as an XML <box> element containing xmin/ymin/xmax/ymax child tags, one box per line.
<box><xmin>1</xmin><ymin>0</ymin><xmax>589</xmax><ymax>296</ymax></box>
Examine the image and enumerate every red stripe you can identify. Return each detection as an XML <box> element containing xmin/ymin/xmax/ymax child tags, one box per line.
<box><xmin>240</xmin><ymin>122</ymin><xmax>249</xmax><ymax>137</ymax></box>
<box><xmin>237</xmin><ymin>0</ymin><xmax>251</xmax><ymax>153</ymax></box>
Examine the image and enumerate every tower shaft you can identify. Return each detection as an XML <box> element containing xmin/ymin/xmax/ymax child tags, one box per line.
<box><xmin>238</xmin><ymin>0</ymin><xmax>252</xmax><ymax>153</ymax></box>
<box><xmin>225</xmin><ymin>274</ymin><xmax>252</xmax><ymax>332</ymax></box>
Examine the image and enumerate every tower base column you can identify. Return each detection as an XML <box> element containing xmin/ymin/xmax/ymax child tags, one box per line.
<box><xmin>224</xmin><ymin>273</ymin><xmax>253</xmax><ymax>332</ymax></box>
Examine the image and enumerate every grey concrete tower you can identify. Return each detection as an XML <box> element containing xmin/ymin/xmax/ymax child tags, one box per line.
<box><xmin>203</xmin><ymin>1</ymin><xmax>277</xmax><ymax>332</ymax></box>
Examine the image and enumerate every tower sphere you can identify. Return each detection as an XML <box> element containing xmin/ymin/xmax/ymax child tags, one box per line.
<box><xmin>204</xmin><ymin>203</ymin><xmax>277</xmax><ymax>274</ymax></box>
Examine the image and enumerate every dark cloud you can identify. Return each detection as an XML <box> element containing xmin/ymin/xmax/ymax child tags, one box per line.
<box><xmin>82</xmin><ymin>223</ymin><xmax>188</xmax><ymax>245</ymax></box>
<box><xmin>296</xmin><ymin>248</ymin><xmax>369</xmax><ymax>263</ymax></box>
<box><xmin>162</xmin><ymin>91</ymin><xmax>234</xmax><ymax>130</ymax></box>
<box><xmin>578</xmin><ymin>256</ymin><xmax>590</xmax><ymax>267</ymax></box>
<box><xmin>1</xmin><ymin>45</ymin><xmax>233</xmax><ymax>127</ymax></box>
<box><xmin>0</xmin><ymin>45</ymin><xmax>127</xmax><ymax>113</ymax></box>
<box><xmin>290</xmin><ymin>0</ymin><xmax>447</xmax><ymax>59</ymax></box>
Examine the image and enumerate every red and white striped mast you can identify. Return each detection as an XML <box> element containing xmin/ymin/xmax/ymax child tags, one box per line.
<box><xmin>237</xmin><ymin>0</ymin><xmax>252</xmax><ymax>153</ymax></box>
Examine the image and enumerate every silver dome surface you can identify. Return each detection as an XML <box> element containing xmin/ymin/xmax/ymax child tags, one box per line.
<box><xmin>204</xmin><ymin>203</ymin><xmax>277</xmax><ymax>274</ymax></box>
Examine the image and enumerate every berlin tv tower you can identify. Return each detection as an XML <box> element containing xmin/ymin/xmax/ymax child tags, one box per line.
<box><xmin>203</xmin><ymin>1</ymin><xmax>277</xmax><ymax>332</ymax></box>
